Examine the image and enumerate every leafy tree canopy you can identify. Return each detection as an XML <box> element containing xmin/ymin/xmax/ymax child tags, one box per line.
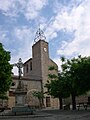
<box><xmin>45</xmin><ymin>56</ymin><xmax>90</xmax><ymax>110</ymax></box>
<box><xmin>32</xmin><ymin>91</ymin><xmax>44</xmax><ymax>108</ymax></box>
<box><xmin>45</xmin><ymin>66</ymin><xmax>70</xmax><ymax>99</ymax></box>
<box><xmin>32</xmin><ymin>91</ymin><xmax>44</xmax><ymax>99</ymax></box>
<box><xmin>0</xmin><ymin>43</ymin><xmax>12</xmax><ymax>95</ymax></box>
<box><xmin>61</xmin><ymin>55</ymin><xmax>90</xmax><ymax>96</ymax></box>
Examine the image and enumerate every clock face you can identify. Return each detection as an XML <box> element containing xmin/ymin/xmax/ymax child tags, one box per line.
<box><xmin>44</xmin><ymin>47</ymin><xmax>47</xmax><ymax>52</ymax></box>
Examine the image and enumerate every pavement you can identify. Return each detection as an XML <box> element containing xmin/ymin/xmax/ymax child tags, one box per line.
<box><xmin>0</xmin><ymin>109</ymin><xmax>90</xmax><ymax>120</ymax></box>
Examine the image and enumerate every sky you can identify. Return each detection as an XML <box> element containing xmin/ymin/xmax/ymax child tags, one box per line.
<box><xmin>0</xmin><ymin>0</ymin><xmax>90</xmax><ymax>74</ymax></box>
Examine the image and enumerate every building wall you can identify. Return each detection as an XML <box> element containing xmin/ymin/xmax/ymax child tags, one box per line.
<box><xmin>8</xmin><ymin>96</ymin><xmax>15</xmax><ymax>108</ymax></box>
<box><xmin>23</xmin><ymin>40</ymin><xmax>58</xmax><ymax>89</ymax></box>
<box><xmin>23</xmin><ymin>59</ymin><xmax>33</xmax><ymax>77</ymax></box>
<box><xmin>10</xmin><ymin>39</ymin><xmax>90</xmax><ymax>109</ymax></box>
<box><xmin>9</xmin><ymin>39</ymin><xmax>59</xmax><ymax>109</ymax></box>
<box><xmin>9</xmin><ymin>76</ymin><xmax>42</xmax><ymax>108</ymax></box>
<box><xmin>23</xmin><ymin>40</ymin><xmax>49</xmax><ymax>80</ymax></box>
<box><xmin>63</xmin><ymin>92</ymin><xmax>90</xmax><ymax>106</ymax></box>
<box><xmin>21</xmin><ymin>40</ymin><xmax>59</xmax><ymax>108</ymax></box>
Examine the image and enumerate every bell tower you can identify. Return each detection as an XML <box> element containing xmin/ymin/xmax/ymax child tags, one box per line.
<box><xmin>23</xmin><ymin>28</ymin><xmax>59</xmax><ymax>108</ymax></box>
<box><xmin>32</xmin><ymin>28</ymin><xmax>49</xmax><ymax>81</ymax></box>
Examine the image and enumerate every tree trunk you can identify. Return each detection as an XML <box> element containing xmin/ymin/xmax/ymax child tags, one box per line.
<box><xmin>59</xmin><ymin>97</ymin><xmax>63</xmax><ymax>109</ymax></box>
<box><xmin>71</xmin><ymin>94</ymin><xmax>76</xmax><ymax>110</ymax></box>
<box><xmin>39</xmin><ymin>99</ymin><xmax>42</xmax><ymax>109</ymax></box>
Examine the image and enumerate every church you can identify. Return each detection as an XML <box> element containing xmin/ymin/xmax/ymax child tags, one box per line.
<box><xmin>3</xmin><ymin>28</ymin><xmax>90</xmax><ymax>110</ymax></box>
<box><xmin>8</xmin><ymin>28</ymin><xmax>59</xmax><ymax>109</ymax></box>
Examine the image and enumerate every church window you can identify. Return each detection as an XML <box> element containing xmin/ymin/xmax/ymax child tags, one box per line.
<box><xmin>30</xmin><ymin>62</ymin><xmax>32</xmax><ymax>70</ymax></box>
<box><xmin>26</xmin><ymin>64</ymin><xmax>28</xmax><ymax>73</ymax></box>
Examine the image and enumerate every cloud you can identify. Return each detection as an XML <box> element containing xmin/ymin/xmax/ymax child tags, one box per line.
<box><xmin>0</xmin><ymin>0</ymin><xmax>90</xmax><ymax>74</ymax></box>
<box><xmin>24</xmin><ymin>0</ymin><xmax>48</xmax><ymax>20</ymax></box>
<box><xmin>10</xmin><ymin>26</ymin><xmax>35</xmax><ymax>75</ymax></box>
<box><xmin>45</xmin><ymin>0</ymin><xmax>90</xmax><ymax>58</ymax></box>
<box><xmin>42</xmin><ymin>0</ymin><xmax>90</xmax><ymax>69</ymax></box>
<box><xmin>0</xmin><ymin>0</ymin><xmax>48</xmax><ymax>19</ymax></box>
<box><xmin>0</xmin><ymin>0</ymin><xmax>19</xmax><ymax>17</ymax></box>
<box><xmin>53</xmin><ymin>57</ymin><xmax>62</xmax><ymax>71</ymax></box>
<box><xmin>57</xmin><ymin>0</ymin><xmax>90</xmax><ymax>57</ymax></box>
<box><xmin>0</xmin><ymin>30</ymin><xmax>6</xmax><ymax>42</ymax></box>
<box><xmin>45</xmin><ymin>1</ymin><xmax>84</xmax><ymax>39</ymax></box>
<box><xmin>0</xmin><ymin>27</ymin><xmax>9</xmax><ymax>46</ymax></box>
<box><xmin>0</xmin><ymin>25</ymin><xmax>34</xmax><ymax>63</ymax></box>
<box><xmin>11</xmin><ymin>26</ymin><xmax>34</xmax><ymax>62</ymax></box>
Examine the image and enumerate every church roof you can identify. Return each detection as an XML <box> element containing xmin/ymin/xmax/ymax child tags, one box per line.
<box><xmin>24</xmin><ymin>58</ymin><xmax>32</xmax><ymax>65</ymax></box>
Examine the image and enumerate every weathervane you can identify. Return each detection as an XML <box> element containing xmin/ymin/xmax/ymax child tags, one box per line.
<box><xmin>34</xmin><ymin>27</ymin><xmax>46</xmax><ymax>43</ymax></box>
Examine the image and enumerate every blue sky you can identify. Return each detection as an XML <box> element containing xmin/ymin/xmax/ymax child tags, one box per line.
<box><xmin>0</xmin><ymin>0</ymin><xmax>90</xmax><ymax>74</ymax></box>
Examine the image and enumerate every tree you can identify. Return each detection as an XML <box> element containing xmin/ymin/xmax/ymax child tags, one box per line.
<box><xmin>61</xmin><ymin>55</ymin><xmax>90</xmax><ymax>110</ymax></box>
<box><xmin>32</xmin><ymin>91</ymin><xmax>44</xmax><ymax>108</ymax></box>
<box><xmin>45</xmin><ymin>56</ymin><xmax>90</xmax><ymax>110</ymax></box>
<box><xmin>0</xmin><ymin>43</ymin><xmax>12</xmax><ymax>98</ymax></box>
<box><xmin>45</xmin><ymin>66</ymin><xmax>70</xmax><ymax>109</ymax></box>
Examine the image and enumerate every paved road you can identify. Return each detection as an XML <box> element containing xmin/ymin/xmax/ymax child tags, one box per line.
<box><xmin>0</xmin><ymin>109</ymin><xmax>90</xmax><ymax>120</ymax></box>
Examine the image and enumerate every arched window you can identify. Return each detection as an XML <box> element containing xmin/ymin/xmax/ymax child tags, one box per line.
<box><xmin>30</xmin><ymin>62</ymin><xmax>32</xmax><ymax>70</ymax></box>
<box><xmin>26</xmin><ymin>64</ymin><xmax>28</xmax><ymax>73</ymax></box>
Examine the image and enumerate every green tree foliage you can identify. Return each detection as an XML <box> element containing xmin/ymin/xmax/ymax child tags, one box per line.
<box><xmin>0</xmin><ymin>94</ymin><xmax>8</xmax><ymax>100</ymax></box>
<box><xmin>45</xmin><ymin>56</ymin><xmax>90</xmax><ymax>110</ymax></box>
<box><xmin>32</xmin><ymin>91</ymin><xmax>44</xmax><ymax>108</ymax></box>
<box><xmin>45</xmin><ymin>66</ymin><xmax>70</xmax><ymax>109</ymax></box>
<box><xmin>0</xmin><ymin>43</ymin><xmax>12</xmax><ymax>98</ymax></box>
<box><xmin>61</xmin><ymin>55</ymin><xmax>90</xmax><ymax>110</ymax></box>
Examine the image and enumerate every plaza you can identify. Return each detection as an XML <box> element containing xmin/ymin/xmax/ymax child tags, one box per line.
<box><xmin>0</xmin><ymin>1</ymin><xmax>90</xmax><ymax>119</ymax></box>
<box><xmin>0</xmin><ymin>109</ymin><xmax>90</xmax><ymax>120</ymax></box>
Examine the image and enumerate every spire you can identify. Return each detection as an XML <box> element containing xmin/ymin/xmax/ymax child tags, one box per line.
<box><xmin>34</xmin><ymin>27</ymin><xmax>46</xmax><ymax>43</ymax></box>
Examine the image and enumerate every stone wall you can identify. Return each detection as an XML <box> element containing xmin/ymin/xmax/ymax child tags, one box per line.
<box><xmin>8</xmin><ymin>76</ymin><xmax>42</xmax><ymax>108</ymax></box>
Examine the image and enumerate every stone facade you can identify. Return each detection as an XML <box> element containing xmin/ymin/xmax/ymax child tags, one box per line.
<box><xmin>9</xmin><ymin>76</ymin><xmax>42</xmax><ymax>108</ymax></box>
<box><xmin>23</xmin><ymin>39</ymin><xmax>59</xmax><ymax>108</ymax></box>
<box><xmin>8</xmin><ymin>37</ymin><xmax>90</xmax><ymax>109</ymax></box>
<box><xmin>9</xmin><ymin>39</ymin><xmax>59</xmax><ymax>109</ymax></box>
